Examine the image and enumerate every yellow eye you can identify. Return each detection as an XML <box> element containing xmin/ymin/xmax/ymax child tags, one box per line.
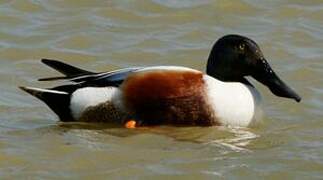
<box><xmin>239</xmin><ymin>44</ymin><xmax>245</xmax><ymax>50</ymax></box>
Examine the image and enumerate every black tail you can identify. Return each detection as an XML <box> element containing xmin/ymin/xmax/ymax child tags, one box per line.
<box><xmin>39</xmin><ymin>59</ymin><xmax>95</xmax><ymax>81</ymax></box>
<box><xmin>19</xmin><ymin>86</ymin><xmax>74</xmax><ymax>121</ymax></box>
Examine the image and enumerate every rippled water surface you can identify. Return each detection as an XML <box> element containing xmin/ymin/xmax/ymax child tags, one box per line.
<box><xmin>1</xmin><ymin>0</ymin><xmax>323</xmax><ymax>179</ymax></box>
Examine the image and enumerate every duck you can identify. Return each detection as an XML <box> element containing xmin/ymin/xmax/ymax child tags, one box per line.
<box><xmin>20</xmin><ymin>34</ymin><xmax>301</xmax><ymax>127</ymax></box>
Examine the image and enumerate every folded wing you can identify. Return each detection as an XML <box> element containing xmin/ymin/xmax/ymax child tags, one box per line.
<box><xmin>39</xmin><ymin>58</ymin><xmax>142</xmax><ymax>87</ymax></box>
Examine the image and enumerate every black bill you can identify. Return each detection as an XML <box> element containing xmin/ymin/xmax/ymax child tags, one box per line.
<box><xmin>252</xmin><ymin>58</ymin><xmax>301</xmax><ymax>102</ymax></box>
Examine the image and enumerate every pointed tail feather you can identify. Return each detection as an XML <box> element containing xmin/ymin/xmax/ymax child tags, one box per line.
<box><xmin>19</xmin><ymin>86</ymin><xmax>74</xmax><ymax>121</ymax></box>
<box><xmin>39</xmin><ymin>59</ymin><xmax>95</xmax><ymax>81</ymax></box>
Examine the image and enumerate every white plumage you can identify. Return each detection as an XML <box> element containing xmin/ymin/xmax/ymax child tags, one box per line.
<box><xmin>203</xmin><ymin>75</ymin><xmax>262</xmax><ymax>127</ymax></box>
<box><xmin>70</xmin><ymin>87</ymin><xmax>120</xmax><ymax>119</ymax></box>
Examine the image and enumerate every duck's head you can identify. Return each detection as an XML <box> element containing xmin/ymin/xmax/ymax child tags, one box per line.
<box><xmin>207</xmin><ymin>34</ymin><xmax>301</xmax><ymax>102</ymax></box>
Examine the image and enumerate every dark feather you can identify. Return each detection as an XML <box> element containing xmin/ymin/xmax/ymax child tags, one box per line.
<box><xmin>39</xmin><ymin>59</ymin><xmax>95</xmax><ymax>81</ymax></box>
<box><xmin>38</xmin><ymin>76</ymin><xmax>71</xmax><ymax>81</ymax></box>
<box><xmin>19</xmin><ymin>86</ymin><xmax>74</xmax><ymax>121</ymax></box>
<box><xmin>39</xmin><ymin>59</ymin><xmax>142</xmax><ymax>87</ymax></box>
<box><xmin>77</xmin><ymin>67</ymin><xmax>142</xmax><ymax>87</ymax></box>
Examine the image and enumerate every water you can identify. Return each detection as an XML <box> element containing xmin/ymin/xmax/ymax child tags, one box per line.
<box><xmin>1</xmin><ymin>0</ymin><xmax>323</xmax><ymax>178</ymax></box>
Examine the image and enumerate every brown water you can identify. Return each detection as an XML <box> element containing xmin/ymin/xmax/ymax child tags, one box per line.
<box><xmin>1</xmin><ymin>0</ymin><xmax>323</xmax><ymax>179</ymax></box>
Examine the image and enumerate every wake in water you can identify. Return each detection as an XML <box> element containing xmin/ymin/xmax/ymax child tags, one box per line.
<box><xmin>204</xmin><ymin>127</ymin><xmax>259</xmax><ymax>153</ymax></box>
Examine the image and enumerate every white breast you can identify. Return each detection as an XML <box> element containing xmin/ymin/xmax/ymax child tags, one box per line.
<box><xmin>203</xmin><ymin>75</ymin><xmax>262</xmax><ymax>127</ymax></box>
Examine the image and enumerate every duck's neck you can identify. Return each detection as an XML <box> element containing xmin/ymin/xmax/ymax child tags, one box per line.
<box><xmin>215</xmin><ymin>75</ymin><xmax>253</xmax><ymax>87</ymax></box>
<box><xmin>207</xmin><ymin>65</ymin><xmax>253</xmax><ymax>87</ymax></box>
<box><xmin>206</xmin><ymin>54</ymin><xmax>253</xmax><ymax>87</ymax></box>
<box><xmin>236</xmin><ymin>78</ymin><xmax>254</xmax><ymax>87</ymax></box>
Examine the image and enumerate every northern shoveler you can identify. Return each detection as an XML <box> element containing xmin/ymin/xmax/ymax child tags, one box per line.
<box><xmin>20</xmin><ymin>35</ymin><xmax>301</xmax><ymax>127</ymax></box>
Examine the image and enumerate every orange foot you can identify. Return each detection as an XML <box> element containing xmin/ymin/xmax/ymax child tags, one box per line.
<box><xmin>125</xmin><ymin>120</ymin><xmax>137</xmax><ymax>129</ymax></box>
